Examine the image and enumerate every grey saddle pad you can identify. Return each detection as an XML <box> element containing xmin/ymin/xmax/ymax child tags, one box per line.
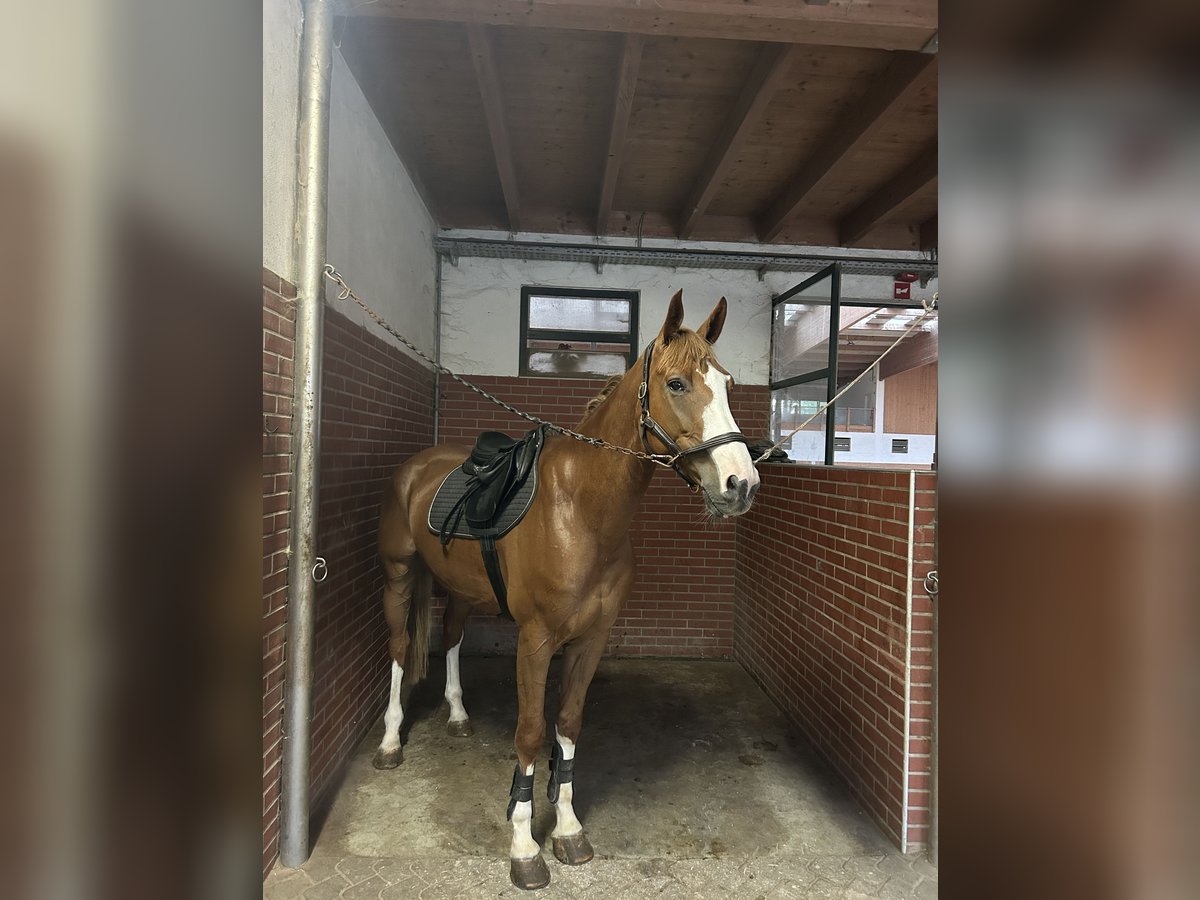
<box><xmin>426</xmin><ymin>462</ymin><xmax>540</xmax><ymax>541</ymax></box>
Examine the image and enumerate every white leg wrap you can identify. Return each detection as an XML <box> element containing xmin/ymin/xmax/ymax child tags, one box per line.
<box><xmin>510</xmin><ymin>763</ymin><xmax>539</xmax><ymax>860</ymax></box>
<box><xmin>379</xmin><ymin>661</ymin><xmax>404</xmax><ymax>752</ymax></box>
<box><xmin>551</xmin><ymin>728</ymin><xmax>583</xmax><ymax>838</ymax></box>
<box><xmin>445</xmin><ymin>640</ymin><xmax>468</xmax><ymax>723</ymax></box>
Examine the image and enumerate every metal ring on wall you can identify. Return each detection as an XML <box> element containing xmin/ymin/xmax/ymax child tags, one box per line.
<box><xmin>312</xmin><ymin>557</ymin><xmax>328</xmax><ymax>583</ymax></box>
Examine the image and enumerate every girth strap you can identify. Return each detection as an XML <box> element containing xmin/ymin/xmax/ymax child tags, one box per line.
<box><xmin>507</xmin><ymin>765</ymin><xmax>534</xmax><ymax>820</ymax></box>
<box><xmin>547</xmin><ymin>741</ymin><xmax>574</xmax><ymax>803</ymax></box>
<box><xmin>478</xmin><ymin>528</ymin><xmax>512</xmax><ymax>621</ymax></box>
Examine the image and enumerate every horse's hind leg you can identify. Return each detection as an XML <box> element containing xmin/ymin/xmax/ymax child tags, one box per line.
<box><xmin>443</xmin><ymin>593</ymin><xmax>473</xmax><ymax>736</ymax></box>
<box><xmin>373</xmin><ymin>556</ymin><xmax>422</xmax><ymax>770</ymax></box>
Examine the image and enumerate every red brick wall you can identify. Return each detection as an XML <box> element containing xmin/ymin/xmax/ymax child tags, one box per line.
<box><xmin>261</xmin><ymin>282</ymin><xmax>437</xmax><ymax>878</ymax></box>
<box><xmin>436</xmin><ymin>375</ymin><xmax>769</xmax><ymax>658</ymax></box>
<box><xmin>262</xmin><ymin>271</ymin><xmax>295</xmax><ymax>877</ymax></box>
<box><xmin>308</xmin><ymin>307</ymin><xmax>436</xmax><ymax>809</ymax></box>
<box><xmin>907</xmin><ymin>473</ymin><xmax>937</xmax><ymax>850</ymax></box>
<box><xmin>733</xmin><ymin>465</ymin><xmax>936</xmax><ymax>851</ymax></box>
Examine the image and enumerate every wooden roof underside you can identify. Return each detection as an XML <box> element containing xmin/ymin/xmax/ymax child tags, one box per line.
<box><xmin>339</xmin><ymin>0</ymin><xmax>938</xmax><ymax>251</ymax></box>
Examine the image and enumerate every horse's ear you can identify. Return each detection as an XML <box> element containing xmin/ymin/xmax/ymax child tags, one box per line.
<box><xmin>659</xmin><ymin>289</ymin><xmax>685</xmax><ymax>345</ymax></box>
<box><xmin>699</xmin><ymin>297</ymin><xmax>728</xmax><ymax>344</ymax></box>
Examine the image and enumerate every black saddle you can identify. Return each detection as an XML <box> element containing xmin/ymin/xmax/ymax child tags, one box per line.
<box><xmin>428</xmin><ymin>425</ymin><xmax>548</xmax><ymax>619</ymax></box>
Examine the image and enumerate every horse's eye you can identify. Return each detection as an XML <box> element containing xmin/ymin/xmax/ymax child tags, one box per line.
<box><xmin>667</xmin><ymin>378</ymin><xmax>686</xmax><ymax>393</ymax></box>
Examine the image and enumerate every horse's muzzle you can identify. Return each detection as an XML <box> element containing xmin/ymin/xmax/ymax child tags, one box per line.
<box><xmin>709</xmin><ymin>473</ymin><xmax>759</xmax><ymax>517</ymax></box>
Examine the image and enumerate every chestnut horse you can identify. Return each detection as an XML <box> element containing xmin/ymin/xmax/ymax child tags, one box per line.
<box><xmin>372</xmin><ymin>291</ymin><xmax>760</xmax><ymax>889</ymax></box>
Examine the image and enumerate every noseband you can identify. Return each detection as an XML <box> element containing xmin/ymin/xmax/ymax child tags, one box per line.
<box><xmin>638</xmin><ymin>341</ymin><xmax>748</xmax><ymax>490</ymax></box>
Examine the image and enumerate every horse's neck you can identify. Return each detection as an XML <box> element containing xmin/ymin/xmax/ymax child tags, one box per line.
<box><xmin>560</xmin><ymin>370</ymin><xmax>656</xmax><ymax>517</ymax></box>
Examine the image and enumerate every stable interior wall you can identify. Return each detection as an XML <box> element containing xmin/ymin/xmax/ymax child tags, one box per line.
<box><xmin>262</xmin><ymin>0</ymin><xmax>302</xmax><ymax>877</ymax></box>
<box><xmin>733</xmin><ymin>466</ymin><xmax>936</xmax><ymax>852</ymax></box>
<box><xmin>261</xmin><ymin>8</ymin><xmax>439</xmax><ymax>874</ymax></box>
<box><xmin>883</xmin><ymin>362</ymin><xmax>938</xmax><ymax>435</ymax></box>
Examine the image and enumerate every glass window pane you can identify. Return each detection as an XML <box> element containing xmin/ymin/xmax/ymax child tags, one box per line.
<box><xmin>770</xmin><ymin>380</ymin><xmax>827</xmax><ymax>463</ymax></box>
<box><xmin>773</xmin><ymin>302</ymin><xmax>832</xmax><ymax>381</ymax></box>
<box><xmin>771</xmin><ymin>273</ymin><xmax>834</xmax><ymax>384</ymax></box>
<box><xmin>528</xmin><ymin>295</ymin><xmax>630</xmax><ymax>333</ymax></box>
<box><xmin>526</xmin><ymin>349</ymin><xmax>629</xmax><ymax>377</ymax></box>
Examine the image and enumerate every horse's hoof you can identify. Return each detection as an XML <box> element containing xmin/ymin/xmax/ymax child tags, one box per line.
<box><xmin>509</xmin><ymin>854</ymin><xmax>550</xmax><ymax>890</ymax></box>
<box><xmin>551</xmin><ymin>832</ymin><xmax>594</xmax><ymax>866</ymax></box>
<box><xmin>446</xmin><ymin>718</ymin><xmax>473</xmax><ymax>737</ymax></box>
<box><xmin>372</xmin><ymin>747</ymin><xmax>403</xmax><ymax>769</ymax></box>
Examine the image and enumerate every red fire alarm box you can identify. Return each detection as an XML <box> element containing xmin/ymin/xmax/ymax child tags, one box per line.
<box><xmin>894</xmin><ymin>281</ymin><xmax>911</xmax><ymax>300</ymax></box>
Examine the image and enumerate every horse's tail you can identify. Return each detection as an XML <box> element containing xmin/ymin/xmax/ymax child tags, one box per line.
<box><xmin>403</xmin><ymin>557</ymin><xmax>433</xmax><ymax>686</ymax></box>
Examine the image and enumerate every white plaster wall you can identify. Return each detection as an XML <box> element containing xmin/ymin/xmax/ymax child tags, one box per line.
<box><xmin>440</xmin><ymin>258</ymin><xmax>774</xmax><ymax>383</ymax></box>
<box><xmin>439</xmin><ymin>258</ymin><xmax>937</xmax><ymax>385</ymax></box>
<box><xmin>262</xmin><ymin>0</ymin><xmax>301</xmax><ymax>282</ymax></box>
<box><xmin>326</xmin><ymin>51</ymin><xmax>437</xmax><ymax>356</ymax></box>
<box><xmin>786</xmin><ymin>430</ymin><xmax>936</xmax><ymax>467</ymax></box>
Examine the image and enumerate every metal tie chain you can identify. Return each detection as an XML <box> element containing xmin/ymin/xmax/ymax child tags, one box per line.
<box><xmin>322</xmin><ymin>265</ymin><xmax>679</xmax><ymax>469</ymax></box>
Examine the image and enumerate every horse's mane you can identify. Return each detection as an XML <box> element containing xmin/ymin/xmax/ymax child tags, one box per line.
<box><xmin>575</xmin><ymin>329</ymin><xmax>713</xmax><ymax>427</ymax></box>
<box><xmin>577</xmin><ymin>374</ymin><xmax>624</xmax><ymax>426</ymax></box>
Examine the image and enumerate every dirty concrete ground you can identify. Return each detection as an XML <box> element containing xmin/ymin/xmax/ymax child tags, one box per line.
<box><xmin>265</xmin><ymin>658</ymin><xmax>936</xmax><ymax>898</ymax></box>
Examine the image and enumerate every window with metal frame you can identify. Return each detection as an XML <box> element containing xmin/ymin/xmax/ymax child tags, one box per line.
<box><xmin>770</xmin><ymin>263</ymin><xmax>934</xmax><ymax>465</ymax></box>
<box><xmin>520</xmin><ymin>286</ymin><xmax>640</xmax><ymax>378</ymax></box>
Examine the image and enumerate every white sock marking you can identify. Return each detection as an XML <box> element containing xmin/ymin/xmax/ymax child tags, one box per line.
<box><xmin>379</xmin><ymin>661</ymin><xmax>404</xmax><ymax>752</ymax></box>
<box><xmin>551</xmin><ymin>728</ymin><xmax>583</xmax><ymax>838</ymax></box>
<box><xmin>700</xmin><ymin>365</ymin><xmax>759</xmax><ymax>491</ymax></box>
<box><xmin>445</xmin><ymin>640</ymin><xmax>469</xmax><ymax>723</ymax></box>
<box><xmin>510</xmin><ymin>762</ymin><xmax>539</xmax><ymax>860</ymax></box>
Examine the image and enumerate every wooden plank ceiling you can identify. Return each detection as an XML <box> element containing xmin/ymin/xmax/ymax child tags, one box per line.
<box><xmin>338</xmin><ymin>0</ymin><xmax>938</xmax><ymax>250</ymax></box>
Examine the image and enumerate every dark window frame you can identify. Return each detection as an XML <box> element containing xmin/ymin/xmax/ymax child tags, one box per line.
<box><xmin>770</xmin><ymin>264</ymin><xmax>930</xmax><ymax>465</ymax></box>
<box><xmin>519</xmin><ymin>285</ymin><xmax>640</xmax><ymax>379</ymax></box>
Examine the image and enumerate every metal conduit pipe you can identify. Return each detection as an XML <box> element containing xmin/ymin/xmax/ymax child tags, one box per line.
<box><xmin>432</xmin><ymin>251</ymin><xmax>443</xmax><ymax>444</ymax></box>
<box><xmin>281</xmin><ymin>0</ymin><xmax>334</xmax><ymax>869</ymax></box>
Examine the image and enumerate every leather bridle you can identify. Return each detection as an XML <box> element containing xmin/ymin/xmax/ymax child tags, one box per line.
<box><xmin>638</xmin><ymin>341</ymin><xmax>748</xmax><ymax>490</ymax></box>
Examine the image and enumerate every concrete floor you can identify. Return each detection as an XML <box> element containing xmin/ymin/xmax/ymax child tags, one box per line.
<box><xmin>266</xmin><ymin>658</ymin><xmax>936</xmax><ymax>899</ymax></box>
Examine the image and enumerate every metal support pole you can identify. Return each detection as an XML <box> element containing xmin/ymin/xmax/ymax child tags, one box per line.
<box><xmin>280</xmin><ymin>0</ymin><xmax>334</xmax><ymax>869</ymax></box>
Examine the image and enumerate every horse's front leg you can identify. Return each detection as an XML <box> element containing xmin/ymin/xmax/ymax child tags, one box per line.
<box><xmin>508</xmin><ymin>626</ymin><xmax>555</xmax><ymax>890</ymax></box>
<box><xmin>548</xmin><ymin>632</ymin><xmax>608</xmax><ymax>866</ymax></box>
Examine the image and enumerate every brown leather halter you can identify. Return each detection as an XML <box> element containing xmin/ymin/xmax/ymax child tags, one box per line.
<box><xmin>638</xmin><ymin>341</ymin><xmax>748</xmax><ymax>490</ymax></box>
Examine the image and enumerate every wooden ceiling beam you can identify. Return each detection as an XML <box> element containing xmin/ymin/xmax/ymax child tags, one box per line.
<box><xmin>757</xmin><ymin>52</ymin><xmax>935</xmax><ymax>243</ymax></box>
<box><xmin>596</xmin><ymin>34</ymin><xmax>644</xmax><ymax>236</ymax></box>
<box><xmin>838</xmin><ymin>146</ymin><xmax>937</xmax><ymax>245</ymax></box>
<box><xmin>678</xmin><ymin>43</ymin><xmax>797</xmax><ymax>240</ymax></box>
<box><xmin>465</xmin><ymin>24</ymin><xmax>522</xmax><ymax>232</ymax></box>
<box><xmin>919</xmin><ymin>215</ymin><xmax>938</xmax><ymax>251</ymax></box>
<box><xmin>345</xmin><ymin>1</ymin><xmax>939</xmax><ymax>52</ymax></box>
<box><xmin>879</xmin><ymin>329</ymin><xmax>938</xmax><ymax>380</ymax></box>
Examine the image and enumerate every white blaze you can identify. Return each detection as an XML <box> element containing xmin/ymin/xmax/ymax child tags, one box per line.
<box><xmin>700</xmin><ymin>365</ymin><xmax>759</xmax><ymax>492</ymax></box>
<box><xmin>445</xmin><ymin>640</ymin><xmax>468</xmax><ymax>723</ymax></box>
<box><xmin>510</xmin><ymin>762</ymin><xmax>539</xmax><ymax>859</ymax></box>
<box><xmin>379</xmin><ymin>661</ymin><xmax>404</xmax><ymax>753</ymax></box>
<box><xmin>551</xmin><ymin>728</ymin><xmax>583</xmax><ymax>838</ymax></box>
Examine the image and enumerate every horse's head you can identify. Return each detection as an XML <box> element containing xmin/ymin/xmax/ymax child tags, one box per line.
<box><xmin>642</xmin><ymin>290</ymin><xmax>760</xmax><ymax>517</ymax></box>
